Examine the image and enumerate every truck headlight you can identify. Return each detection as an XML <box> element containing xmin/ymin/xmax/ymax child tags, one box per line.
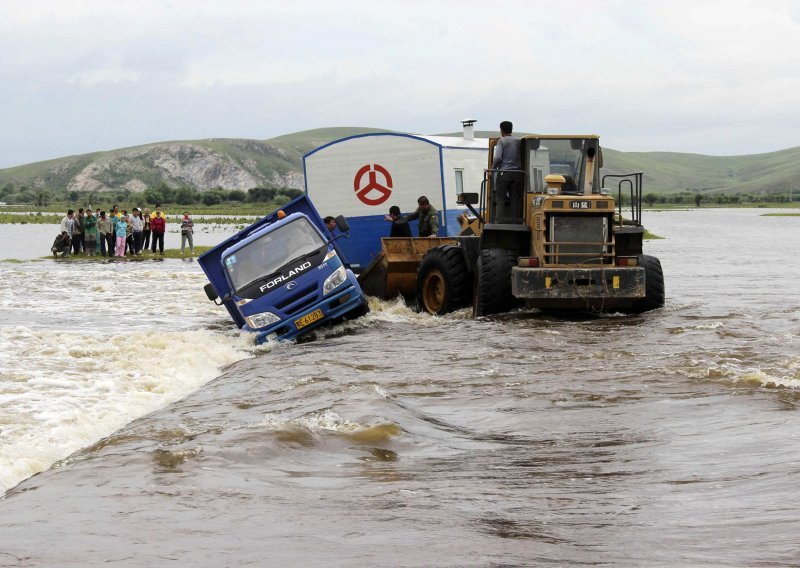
<box><xmin>323</xmin><ymin>266</ymin><xmax>347</xmax><ymax>295</ymax></box>
<box><xmin>245</xmin><ymin>310</ymin><xmax>281</xmax><ymax>329</ymax></box>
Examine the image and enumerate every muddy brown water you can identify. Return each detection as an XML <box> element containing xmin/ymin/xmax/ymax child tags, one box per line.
<box><xmin>1</xmin><ymin>209</ymin><xmax>799</xmax><ymax>567</ymax></box>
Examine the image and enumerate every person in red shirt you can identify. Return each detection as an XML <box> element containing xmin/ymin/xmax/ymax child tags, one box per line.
<box><xmin>150</xmin><ymin>210</ymin><xmax>166</xmax><ymax>254</ymax></box>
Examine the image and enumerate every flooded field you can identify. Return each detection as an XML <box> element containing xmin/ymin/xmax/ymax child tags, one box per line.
<box><xmin>1</xmin><ymin>209</ymin><xmax>799</xmax><ymax>567</ymax></box>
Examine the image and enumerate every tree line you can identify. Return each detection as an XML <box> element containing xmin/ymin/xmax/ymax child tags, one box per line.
<box><xmin>641</xmin><ymin>191</ymin><xmax>798</xmax><ymax>207</ymax></box>
<box><xmin>2</xmin><ymin>180</ymin><xmax>795</xmax><ymax>208</ymax></box>
<box><xmin>0</xmin><ymin>182</ymin><xmax>303</xmax><ymax>207</ymax></box>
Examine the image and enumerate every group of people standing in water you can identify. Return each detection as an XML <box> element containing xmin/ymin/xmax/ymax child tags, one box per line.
<box><xmin>53</xmin><ymin>204</ymin><xmax>195</xmax><ymax>258</ymax></box>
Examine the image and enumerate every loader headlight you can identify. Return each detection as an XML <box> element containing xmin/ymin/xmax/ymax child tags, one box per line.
<box><xmin>323</xmin><ymin>265</ymin><xmax>347</xmax><ymax>295</ymax></box>
<box><xmin>245</xmin><ymin>310</ymin><xmax>281</xmax><ymax>329</ymax></box>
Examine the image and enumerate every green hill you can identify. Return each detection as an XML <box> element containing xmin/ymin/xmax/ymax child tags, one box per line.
<box><xmin>0</xmin><ymin>127</ymin><xmax>391</xmax><ymax>202</ymax></box>
<box><xmin>1</xmin><ymin>127</ymin><xmax>798</xmax><ymax>204</ymax></box>
<box><xmin>451</xmin><ymin>130</ymin><xmax>800</xmax><ymax>196</ymax></box>
<box><xmin>601</xmin><ymin>147</ymin><xmax>800</xmax><ymax>195</ymax></box>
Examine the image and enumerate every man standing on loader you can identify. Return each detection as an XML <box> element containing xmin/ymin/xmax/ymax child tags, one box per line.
<box><xmin>491</xmin><ymin>121</ymin><xmax>523</xmax><ymax>223</ymax></box>
<box><xmin>405</xmin><ymin>196</ymin><xmax>439</xmax><ymax>238</ymax></box>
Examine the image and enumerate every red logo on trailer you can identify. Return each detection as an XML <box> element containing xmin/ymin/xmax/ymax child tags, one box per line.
<box><xmin>353</xmin><ymin>164</ymin><xmax>393</xmax><ymax>206</ymax></box>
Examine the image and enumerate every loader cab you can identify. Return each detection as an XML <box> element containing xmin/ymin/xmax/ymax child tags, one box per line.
<box><xmin>481</xmin><ymin>135</ymin><xmax>606</xmax><ymax>256</ymax></box>
<box><xmin>484</xmin><ymin>135</ymin><xmax>603</xmax><ymax>224</ymax></box>
<box><xmin>522</xmin><ymin>135</ymin><xmax>602</xmax><ymax>198</ymax></box>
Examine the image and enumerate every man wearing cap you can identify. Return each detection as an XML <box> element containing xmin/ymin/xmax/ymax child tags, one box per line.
<box><xmin>405</xmin><ymin>196</ymin><xmax>439</xmax><ymax>238</ymax></box>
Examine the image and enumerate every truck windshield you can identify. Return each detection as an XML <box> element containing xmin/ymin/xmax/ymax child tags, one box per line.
<box><xmin>223</xmin><ymin>217</ymin><xmax>327</xmax><ymax>292</ymax></box>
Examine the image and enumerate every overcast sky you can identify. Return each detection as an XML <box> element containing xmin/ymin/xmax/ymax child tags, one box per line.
<box><xmin>1</xmin><ymin>0</ymin><xmax>799</xmax><ymax>168</ymax></box>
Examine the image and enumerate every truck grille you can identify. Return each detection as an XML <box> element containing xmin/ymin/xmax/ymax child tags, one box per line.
<box><xmin>274</xmin><ymin>282</ymin><xmax>319</xmax><ymax>315</ymax></box>
<box><xmin>546</xmin><ymin>215</ymin><xmax>612</xmax><ymax>265</ymax></box>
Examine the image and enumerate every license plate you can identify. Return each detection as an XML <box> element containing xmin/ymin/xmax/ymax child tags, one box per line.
<box><xmin>294</xmin><ymin>309</ymin><xmax>324</xmax><ymax>330</ymax></box>
<box><xmin>570</xmin><ymin>201</ymin><xmax>590</xmax><ymax>209</ymax></box>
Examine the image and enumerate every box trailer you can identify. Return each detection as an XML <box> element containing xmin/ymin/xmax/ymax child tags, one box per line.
<box><xmin>303</xmin><ymin>125</ymin><xmax>489</xmax><ymax>271</ymax></box>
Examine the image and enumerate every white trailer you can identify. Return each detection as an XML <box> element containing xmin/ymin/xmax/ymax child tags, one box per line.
<box><xmin>303</xmin><ymin>124</ymin><xmax>489</xmax><ymax>270</ymax></box>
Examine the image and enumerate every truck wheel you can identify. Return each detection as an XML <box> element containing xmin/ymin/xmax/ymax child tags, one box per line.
<box><xmin>416</xmin><ymin>245</ymin><xmax>472</xmax><ymax>315</ymax></box>
<box><xmin>473</xmin><ymin>248</ymin><xmax>518</xmax><ymax>316</ymax></box>
<box><xmin>630</xmin><ymin>254</ymin><xmax>665</xmax><ymax>313</ymax></box>
<box><xmin>347</xmin><ymin>299</ymin><xmax>371</xmax><ymax>319</ymax></box>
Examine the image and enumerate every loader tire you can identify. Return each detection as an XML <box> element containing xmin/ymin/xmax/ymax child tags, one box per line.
<box><xmin>630</xmin><ymin>254</ymin><xmax>665</xmax><ymax>313</ymax></box>
<box><xmin>473</xmin><ymin>248</ymin><xmax>518</xmax><ymax>317</ymax></box>
<box><xmin>416</xmin><ymin>245</ymin><xmax>472</xmax><ymax>315</ymax></box>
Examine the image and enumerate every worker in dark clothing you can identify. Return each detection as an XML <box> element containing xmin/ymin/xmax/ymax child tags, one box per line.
<box><xmin>405</xmin><ymin>196</ymin><xmax>439</xmax><ymax>238</ymax></box>
<box><xmin>386</xmin><ymin>205</ymin><xmax>412</xmax><ymax>237</ymax></box>
<box><xmin>492</xmin><ymin>120</ymin><xmax>523</xmax><ymax>222</ymax></box>
<box><xmin>323</xmin><ymin>216</ymin><xmax>337</xmax><ymax>236</ymax></box>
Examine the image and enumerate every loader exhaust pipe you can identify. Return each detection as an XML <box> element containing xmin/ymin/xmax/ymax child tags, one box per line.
<box><xmin>585</xmin><ymin>145</ymin><xmax>597</xmax><ymax>194</ymax></box>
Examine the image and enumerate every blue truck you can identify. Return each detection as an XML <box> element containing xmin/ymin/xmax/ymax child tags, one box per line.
<box><xmin>198</xmin><ymin>195</ymin><xmax>369</xmax><ymax>344</ymax></box>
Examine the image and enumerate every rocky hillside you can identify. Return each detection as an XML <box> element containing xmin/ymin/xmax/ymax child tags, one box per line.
<box><xmin>0</xmin><ymin>127</ymin><xmax>387</xmax><ymax>197</ymax></box>
<box><xmin>0</xmin><ymin>139</ymin><xmax>305</xmax><ymax>195</ymax></box>
<box><xmin>1</xmin><ymin>127</ymin><xmax>799</xmax><ymax>198</ymax></box>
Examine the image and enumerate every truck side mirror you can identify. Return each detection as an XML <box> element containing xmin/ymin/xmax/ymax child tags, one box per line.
<box><xmin>204</xmin><ymin>282</ymin><xmax>218</xmax><ymax>302</ymax></box>
<box><xmin>335</xmin><ymin>215</ymin><xmax>350</xmax><ymax>233</ymax></box>
<box><xmin>457</xmin><ymin>192</ymin><xmax>479</xmax><ymax>205</ymax></box>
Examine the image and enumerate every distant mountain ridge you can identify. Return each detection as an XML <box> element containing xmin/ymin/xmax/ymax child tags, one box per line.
<box><xmin>1</xmin><ymin>127</ymin><xmax>798</xmax><ymax>198</ymax></box>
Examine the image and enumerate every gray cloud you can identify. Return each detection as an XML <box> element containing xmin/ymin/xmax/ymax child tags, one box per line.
<box><xmin>1</xmin><ymin>0</ymin><xmax>798</xmax><ymax>167</ymax></box>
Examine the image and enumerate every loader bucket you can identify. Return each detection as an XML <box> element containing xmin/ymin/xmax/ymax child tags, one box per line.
<box><xmin>357</xmin><ymin>237</ymin><xmax>458</xmax><ymax>299</ymax></box>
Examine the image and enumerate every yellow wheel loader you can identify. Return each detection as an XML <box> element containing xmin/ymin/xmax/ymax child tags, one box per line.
<box><xmin>358</xmin><ymin>135</ymin><xmax>664</xmax><ymax>316</ymax></box>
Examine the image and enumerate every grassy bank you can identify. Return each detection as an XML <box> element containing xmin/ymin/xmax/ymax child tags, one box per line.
<box><xmin>0</xmin><ymin>201</ymin><xmax>278</xmax><ymax>216</ymax></box>
<box><xmin>0</xmin><ymin>212</ymin><xmax>257</xmax><ymax>225</ymax></box>
<box><xmin>644</xmin><ymin>202</ymin><xmax>800</xmax><ymax>210</ymax></box>
<box><xmin>44</xmin><ymin>246</ymin><xmax>214</xmax><ymax>261</ymax></box>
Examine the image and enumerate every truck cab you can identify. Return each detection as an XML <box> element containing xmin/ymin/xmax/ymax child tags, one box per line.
<box><xmin>199</xmin><ymin>196</ymin><xmax>368</xmax><ymax>344</ymax></box>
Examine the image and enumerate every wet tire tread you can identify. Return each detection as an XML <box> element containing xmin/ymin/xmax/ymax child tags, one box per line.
<box><xmin>474</xmin><ymin>248</ymin><xmax>517</xmax><ymax>316</ymax></box>
<box><xmin>416</xmin><ymin>245</ymin><xmax>472</xmax><ymax>314</ymax></box>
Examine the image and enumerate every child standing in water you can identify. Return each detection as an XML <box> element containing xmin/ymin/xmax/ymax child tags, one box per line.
<box><xmin>114</xmin><ymin>214</ymin><xmax>129</xmax><ymax>257</ymax></box>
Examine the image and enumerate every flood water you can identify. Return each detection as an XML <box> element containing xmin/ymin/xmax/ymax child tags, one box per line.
<box><xmin>1</xmin><ymin>209</ymin><xmax>799</xmax><ymax>567</ymax></box>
